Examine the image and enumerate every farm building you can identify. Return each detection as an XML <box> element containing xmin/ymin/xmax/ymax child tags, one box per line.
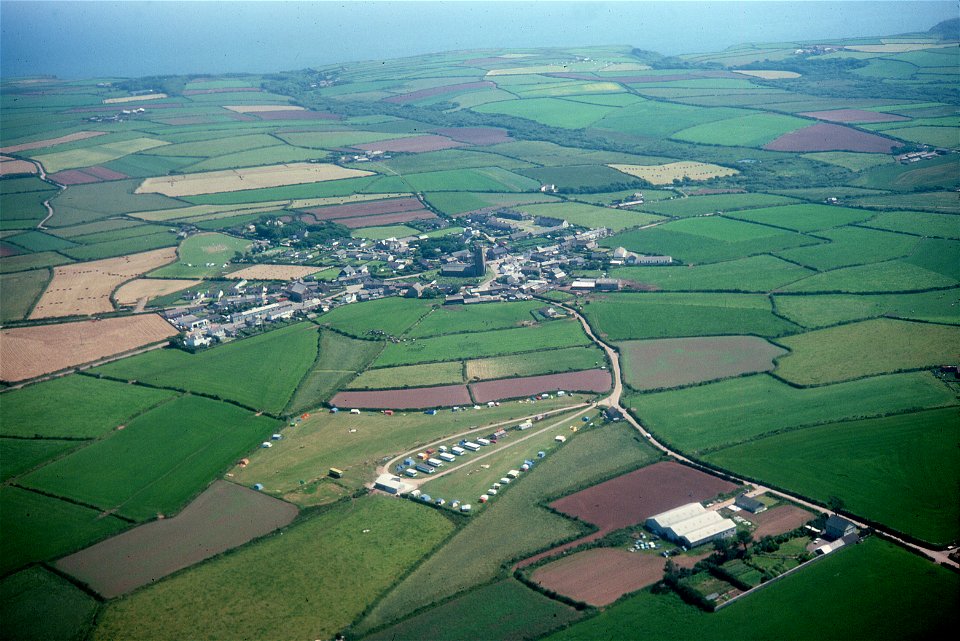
<box><xmin>735</xmin><ymin>495</ymin><xmax>768</xmax><ymax>514</ymax></box>
<box><xmin>824</xmin><ymin>515</ymin><xmax>858</xmax><ymax>540</ymax></box>
<box><xmin>646</xmin><ymin>503</ymin><xmax>736</xmax><ymax>548</ymax></box>
<box><xmin>374</xmin><ymin>474</ymin><xmax>412</xmax><ymax>495</ymax></box>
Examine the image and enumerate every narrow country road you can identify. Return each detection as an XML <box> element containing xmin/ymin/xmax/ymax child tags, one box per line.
<box><xmin>29</xmin><ymin>158</ymin><xmax>64</xmax><ymax>229</ymax></box>
<box><xmin>555</xmin><ymin>301</ymin><xmax>958</xmax><ymax>570</ymax></box>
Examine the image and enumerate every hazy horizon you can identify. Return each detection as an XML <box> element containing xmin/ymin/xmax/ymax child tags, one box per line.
<box><xmin>1</xmin><ymin>1</ymin><xmax>956</xmax><ymax>79</ymax></box>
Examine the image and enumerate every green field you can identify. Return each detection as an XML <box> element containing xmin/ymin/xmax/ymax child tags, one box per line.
<box><xmin>60</xmin><ymin>231</ymin><xmax>178</xmax><ymax>260</ymax></box>
<box><xmin>373</xmin><ymin>319</ymin><xmax>592</xmax><ymax>367</ymax></box>
<box><xmin>0</xmin><ymin>486</ymin><xmax>129</xmax><ymax>576</ymax></box>
<box><xmin>0</xmin><ymin>438</ymin><xmax>82</xmax><ymax>481</ymax></box>
<box><xmin>361</xmin><ymin>579</ymin><xmax>581</xmax><ymax>641</ymax></box>
<box><xmin>465</xmin><ymin>345</ymin><xmax>607</xmax><ymax>380</ymax></box>
<box><xmin>804</xmin><ymin>151</ymin><xmax>897</xmax><ymax>171</ymax></box>
<box><xmin>408</xmin><ymin>300</ymin><xmax>541</xmax><ymax>337</ymax></box>
<box><xmin>636</xmin><ymin>193</ymin><xmax>798</xmax><ymax>218</ymax></box>
<box><xmin>0</xmin><ymin>566</ymin><xmax>100</xmax><ymax>641</ymax></box>
<box><xmin>147</xmin><ymin>232</ymin><xmax>252</xmax><ymax>278</ymax></box>
<box><xmin>92</xmin><ymin>497</ymin><xmax>454</xmax><ymax>641</ymax></box>
<box><xmin>519</xmin><ymin>164</ymin><xmax>644</xmax><ymax>191</ymax></box>
<box><xmin>773</xmin><ymin>289</ymin><xmax>960</xmax><ymax>328</ymax></box>
<box><xmin>286</xmin><ymin>330</ymin><xmax>384</xmax><ymax>413</ymax></box>
<box><xmin>846</xmin><ymin>190</ymin><xmax>960</xmax><ymax>212</ymax></box>
<box><xmin>317</xmin><ymin>297</ymin><xmax>436</xmax><ymax>337</ymax></box>
<box><xmin>594</xmin><ymin>100</ymin><xmax>749</xmax><ymax>138</ymax></box>
<box><xmin>348</xmin><ymin>361</ymin><xmax>464</xmax><ymax>389</ymax></box>
<box><xmin>774</xmin><ymin>318</ymin><xmax>960</xmax><ymax>385</ymax></box>
<box><xmin>782</xmin><ymin>259</ymin><xmax>957</xmax><ymax>293</ymax></box>
<box><xmin>355</xmin><ymin>422</ymin><xmax>658</xmax><ymax>635</ymax></box>
<box><xmin>775</xmin><ymin>225</ymin><xmax>919</xmax><ymax>270</ymax></box>
<box><xmin>6</xmin><ymin>230</ymin><xmax>77</xmax><ymax>252</ymax></box>
<box><xmin>0</xmin><ymin>268</ymin><xmax>49</xmax><ymax>320</ymax></box>
<box><xmin>515</xmin><ymin>201</ymin><xmax>663</xmax><ymax>232</ymax></box>
<box><xmin>609</xmin><ymin>255</ymin><xmax>813</xmax><ymax>292</ymax></box>
<box><xmin>548</xmin><ymin>538</ymin><xmax>958</xmax><ymax>641</ymax></box>
<box><xmin>32</xmin><ymin>137</ymin><xmax>170</xmax><ymax>173</ymax></box>
<box><xmin>423</xmin><ymin>191</ymin><xmax>558</xmax><ymax>216</ymax></box>
<box><xmin>351</xmin><ymin>224</ymin><xmax>420</xmax><ymax>240</ymax></box>
<box><xmin>862</xmin><ymin>210</ymin><xmax>960</xmax><ymax>238</ymax></box>
<box><xmin>0</xmin><ymin>374</ymin><xmax>177</xmax><ymax>438</ymax></box>
<box><xmin>21</xmin><ymin>395</ymin><xmax>279</xmax><ymax>520</ymax></box>
<box><xmin>725</xmin><ymin>203</ymin><xmax>875</xmax><ymax>232</ymax></box>
<box><xmin>91</xmin><ymin>323</ymin><xmax>318</xmax><ymax>413</ymax></box>
<box><xmin>625</xmin><ymin>371</ymin><xmax>955</xmax><ymax>454</ymax></box>
<box><xmin>708</xmin><ymin>408</ymin><xmax>960</xmax><ymax>544</ymax></box>
<box><xmin>583</xmin><ymin>293</ymin><xmax>799</xmax><ymax>340</ymax></box>
<box><xmin>231</xmin><ymin>396</ymin><xmax>582</xmax><ymax>503</ymax></box>
<box><xmin>672</xmin><ymin>113</ymin><xmax>809</xmax><ymax>147</ymax></box>
<box><xmin>48</xmin><ymin>179</ymin><xmax>183</xmax><ymax>227</ymax></box>
<box><xmin>603</xmin><ymin>217</ymin><xmax>820</xmax><ymax>264</ymax></box>
<box><xmin>473</xmin><ymin>97</ymin><xmax>619</xmax><ymax>129</ymax></box>
<box><xmin>363</xmin><ymin>167</ymin><xmax>539</xmax><ymax>193</ymax></box>
<box><xmin>0</xmin><ymin>250</ymin><xmax>72</xmax><ymax>273</ymax></box>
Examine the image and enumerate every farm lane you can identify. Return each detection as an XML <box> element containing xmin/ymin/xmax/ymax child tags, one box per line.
<box><xmin>374</xmin><ymin>402</ymin><xmax>591</xmax><ymax>485</ymax></box>
<box><xmin>28</xmin><ymin>157</ymin><xmax>65</xmax><ymax>229</ymax></box>
<box><xmin>557</xmin><ymin>301</ymin><xmax>959</xmax><ymax>570</ymax></box>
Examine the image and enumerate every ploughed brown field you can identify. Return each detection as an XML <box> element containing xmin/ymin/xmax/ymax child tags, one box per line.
<box><xmin>30</xmin><ymin>246</ymin><xmax>178</xmax><ymax>319</ymax></box>
<box><xmin>301</xmin><ymin>197</ymin><xmax>424</xmax><ymax>220</ymax></box>
<box><xmin>55</xmin><ymin>481</ymin><xmax>298</xmax><ymax>598</ymax></box>
<box><xmin>384</xmin><ymin>81</ymin><xmax>496</xmax><ymax>104</ymax></box>
<box><xmin>530</xmin><ymin>548</ymin><xmax>667</xmax><ymax>606</ymax></box>
<box><xmin>468</xmin><ymin>369</ymin><xmax>611</xmax><ymax>403</ymax></box>
<box><xmin>49</xmin><ymin>165</ymin><xmax>129</xmax><ymax>185</ymax></box>
<box><xmin>551</xmin><ymin>461</ymin><xmax>738</xmax><ymax>533</ymax></box>
<box><xmin>764</xmin><ymin>123</ymin><xmax>899</xmax><ymax>152</ymax></box>
<box><xmin>330</xmin><ymin>384</ymin><xmax>472</xmax><ymax>410</ymax></box>
<box><xmin>0</xmin><ymin>130</ymin><xmax>106</xmax><ymax>153</ymax></box>
<box><xmin>0</xmin><ymin>313</ymin><xmax>177</xmax><ymax>382</ymax></box>
<box><xmin>337</xmin><ymin>210</ymin><xmax>437</xmax><ymax>228</ymax></box>
<box><xmin>798</xmin><ymin>109</ymin><xmax>910</xmax><ymax>124</ymax></box>
<box><xmin>0</xmin><ymin>158</ymin><xmax>38</xmax><ymax>176</ymax></box>
<box><xmin>748</xmin><ymin>504</ymin><xmax>815</xmax><ymax>538</ymax></box>
<box><xmin>432</xmin><ymin>127</ymin><xmax>512</xmax><ymax>145</ymax></box>
<box><xmin>353</xmin><ymin>134</ymin><xmax>465</xmax><ymax>153</ymax></box>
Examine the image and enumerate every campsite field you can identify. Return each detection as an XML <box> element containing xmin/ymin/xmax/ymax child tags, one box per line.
<box><xmin>707</xmin><ymin>408</ymin><xmax>960</xmax><ymax>544</ymax></box>
<box><xmin>625</xmin><ymin>371</ymin><xmax>956</xmax><ymax>454</ymax></box>
<box><xmin>0</xmin><ymin>314</ymin><xmax>178</xmax><ymax>382</ymax></box>
<box><xmin>147</xmin><ymin>232</ymin><xmax>251</xmax><ymax>279</ymax></box>
<box><xmin>91</xmin><ymin>322</ymin><xmax>319</xmax><ymax>414</ymax></box>
<box><xmin>92</xmin><ymin>497</ymin><xmax>454</xmax><ymax>641</ymax></box>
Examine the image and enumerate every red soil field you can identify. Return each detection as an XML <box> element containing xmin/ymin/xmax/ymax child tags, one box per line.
<box><xmin>798</xmin><ymin>109</ymin><xmax>909</xmax><ymax>123</ymax></box>
<box><xmin>301</xmin><ymin>197</ymin><xmax>423</xmax><ymax>220</ymax></box>
<box><xmin>330</xmin><ymin>384</ymin><xmax>472</xmax><ymax>409</ymax></box>
<box><xmin>255</xmin><ymin>110</ymin><xmax>341</xmax><ymax>121</ymax></box>
<box><xmin>551</xmin><ymin>461</ymin><xmax>738</xmax><ymax>533</ymax></box>
<box><xmin>55</xmin><ymin>481</ymin><xmax>297</xmax><ymax>598</ymax></box>
<box><xmin>353</xmin><ymin>135</ymin><xmax>465</xmax><ymax>153</ymax></box>
<box><xmin>182</xmin><ymin>87</ymin><xmax>263</xmax><ymax>95</ymax></box>
<box><xmin>749</xmin><ymin>504</ymin><xmax>815</xmax><ymax>538</ymax></box>
<box><xmin>433</xmin><ymin>127</ymin><xmax>512</xmax><ymax>145</ymax></box>
<box><xmin>385</xmin><ymin>81</ymin><xmax>496</xmax><ymax>104</ymax></box>
<box><xmin>468</xmin><ymin>369</ymin><xmax>612</xmax><ymax>403</ymax></box>
<box><xmin>0</xmin><ymin>242</ymin><xmax>23</xmax><ymax>257</ymax></box>
<box><xmin>336</xmin><ymin>209</ymin><xmax>437</xmax><ymax>228</ymax></box>
<box><xmin>50</xmin><ymin>166</ymin><xmax>129</xmax><ymax>185</ymax></box>
<box><xmin>764</xmin><ymin>122</ymin><xmax>899</xmax><ymax>152</ymax></box>
<box><xmin>531</xmin><ymin>548</ymin><xmax>666</xmax><ymax>606</ymax></box>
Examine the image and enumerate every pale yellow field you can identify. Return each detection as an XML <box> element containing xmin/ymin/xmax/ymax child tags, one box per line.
<box><xmin>0</xmin><ymin>159</ymin><xmax>38</xmax><ymax>176</ymax></box>
<box><xmin>32</xmin><ymin>137</ymin><xmax>169</xmax><ymax>173</ymax></box>
<box><xmin>114</xmin><ymin>278</ymin><xmax>201</xmax><ymax>306</ymax></box>
<box><xmin>846</xmin><ymin>42</ymin><xmax>955</xmax><ymax>53</ymax></box>
<box><xmin>103</xmin><ymin>93</ymin><xmax>168</xmax><ymax>104</ymax></box>
<box><xmin>732</xmin><ymin>69</ymin><xmax>802</xmax><ymax>79</ymax></box>
<box><xmin>131</xmin><ymin>202</ymin><xmax>288</xmax><ymax>222</ymax></box>
<box><xmin>601</xmin><ymin>62</ymin><xmax>652</xmax><ymax>72</ymax></box>
<box><xmin>30</xmin><ymin>247</ymin><xmax>178</xmax><ymax>319</ymax></box>
<box><xmin>223</xmin><ymin>104</ymin><xmax>305</xmax><ymax>113</ymax></box>
<box><xmin>0</xmin><ymin>314</ymin><xmax>177</xmax><ymax>382</ymax></box>
<box><xmin>0</xmin><ymin>131</ymin><xmax>106</xmax><ymax>154</ymax></box>
<box><xmin>135</xmin><ymin>163</ymin><xmax>375</xmax><ymax>197</ymax></box>
<box><xmin>226</xmin><ymin>265</ymin><xmax>323</xmax><ymax>281</ymax></box>
<box><xmin>523</xmin><ymin>82</ymin><xmax>623</xmax><ymax>97</ymax></box>
<box><xmin>488</xmin><ymin>65</ymin><xmax>587</xmax><ymax>76</ymax></box>
<box><xmin>610</xmin><ymin>162</ymin><xmax>739</xmax><ymax>185</ymax></box>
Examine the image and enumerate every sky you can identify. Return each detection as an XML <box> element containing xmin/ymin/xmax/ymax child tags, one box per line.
<box><xmin>1</xmin><ymin>1</ymin><xmax>955</xmax><ymax>79</ymax></box>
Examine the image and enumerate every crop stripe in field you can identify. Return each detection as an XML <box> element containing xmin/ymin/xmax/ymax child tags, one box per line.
<box><xmin>10</xmin><ymin>484</ymin><xmax>137</xmax><ymax>524</ymax></box>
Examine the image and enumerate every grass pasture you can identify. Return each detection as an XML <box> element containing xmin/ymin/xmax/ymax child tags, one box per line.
<box><xmin>285</xmin><ymin>330</ymin><xmax>384</xmax><ymax>414</ymax></box>
<box><xmin>671</xmin><ymin>113</ymin><xmax>809</xmax><ymax>147</ymax></box>
<box><xmin>91</xmin><ymin>323</ymin><xmax>319</xmax><ymax>413</ymax></box>
<box><xmin>0</xmin><ymin>567</ymin><xmax>100</xmax><ymax>641</ymax></box>
<box><xmin>373</xmin><ymin>319</ymin><xmax>592</xmax><ymax>367</ymax></box>
<box><xmin>0</xmin><ymin>374</ymin><xmax>177</xmax><ymax>438</ymax></box>
<box><xmin>636</xmin><ymin>193</ymin><xmax>797</xmax><ymax>217</ymax></box>
<box><xmin>92</xmin><ymin>497</ymin><xmax>454</xmax><ymax>641</ymax></box>
<box><xmin>465</xmin><ymin>345</ymin><xmax>607</xmax><ymax>380</ymax></box>
<box><xmin>776</xmin><ymin>225</ymin><xmax>919</xmax><ymax>270</ymax></box>
<box><xmin>147</xmin><ymin>232</ymin><xmax>251</xmax><ymax>278</ymax></box>
<box><xmin>610</xmin><ymin>255</ymin><xmax>813</xmax><ymax>292</ymax></box>
<box><xmin>473</xmin><ymin>97</ymin><xmax>618</xmax><ymax>129</ymax></box>
<box><xmin>725</xmin><ymin>203</ymin><xmax>874</xmax><ymax>232</ymax></box>
<box><xmin>773</xmin><ymin>289</ymin><xmax>960</xmax><ymax>328</ymax></box>
<box><xmin>773</xmin><ymin>318</ymin><xmax>960</xmax><ymax>385</ymax></box>
<box><xmin>547</xmin><ymin>538</ymin><xmax>958</xmax><ymax>641</ymax></box>
<box><xmin>408</xmin><ymin>300</ymin><xmax>541</xmax><ymax>337</ymax></box>
<box><xmin>782</xmin><ymin>259</ymin><xmax>957</xmax><ymax>293</ymax></box>
<box><xmin>347</xmin><ymin>361</ymin><xmax>464</xmax><ymax>389</ymax></box>
<box><xmin>20</xmin><ymin>395</ymin><xmax>280</xmax><ymax>521</ymax></box>
<box><xmin>422</xmin><ymin>191</ymin><xmax>557</xmax><ymax>216</ymax></box>
<box><xmin>707</xmin><ymin>408</ymin><xmax>960</xmax><ymax>545</ymax></box>
<box><xmin>0</xmin><ymin>438</ymin><xmax>83</xmax><ymax>482</ymax></box>
<box><xmin>583</xmin><ymin>293</ymin><xmax>799</xmax><ymax>340</ymax></box>
<box><xmin>361</xmin><ymin>579</ymin><xmax>580</xmax><ymax>641</ymax></box>
<box><xmin>47</xmin><ymin>179</ymin><xmax>182</xmax><ymax>228</ymax></box>
<box><xmin>0</xmin><ymin>486</ymin><xmax>129</xmax><ymax>576</ymax></box>
<box><xmin>317</xmin><ymin>297</ymin><xmax>436</xmax><ymax>338</ymax></box>
<box><xmin>861</xmin><ymin>210</ymin><xmax>960</xmax><ymax>239</ymax></box>
<box><xmin>0</xmin><ymin>268</ymin><xmax>50</xmax><ymax>321</ymax></box>
<box><xmin>624</xmin><ymin>371</ymin><xmax>955</xmax><ymax>455</ymax></box>
<box><xmin>515</xmin><ymin>201</ymin><xmax>663</xmax><ymax>231</ymax></box>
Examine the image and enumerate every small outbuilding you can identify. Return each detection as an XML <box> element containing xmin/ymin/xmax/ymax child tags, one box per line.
<box><xmin>735</xmin><ymin>495</ymin><xmax>768</xmax><ymax>514</ymax></box>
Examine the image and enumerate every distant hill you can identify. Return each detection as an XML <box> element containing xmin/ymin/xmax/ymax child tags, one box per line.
<box><xmin>928</xmin><ymin>17</ymin><xmax>959</xmax><ymax>39</ymax></box>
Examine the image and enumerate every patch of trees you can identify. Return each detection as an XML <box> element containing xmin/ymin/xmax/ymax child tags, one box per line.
<box><xmin>247</xmin><ymin>219</ymin><xmax>350</xmax><ymax>247</ymax></box>
<box><xmin>416</xmin><ymin>235</ymin><xmax>466</xmax><ymax>260</ymax></box>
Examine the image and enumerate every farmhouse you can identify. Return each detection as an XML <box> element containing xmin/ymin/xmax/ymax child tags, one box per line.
<box><xmin>824</xmin><ymin>514</ymin><xmax>858</xmax><ymax>540</ymax></box>
<box><xmin>735</xmin><ymin>495</ymin><xmax>768</xmax><ymax>514</ymax></box>
<box><xmin>646</xmin><ymin>503</ymin><xmax>736</xmax><ymax>548</ymax></box>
